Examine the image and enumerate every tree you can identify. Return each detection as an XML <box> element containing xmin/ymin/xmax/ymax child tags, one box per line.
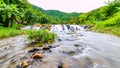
<box><xmin>24</xmin><ymin>9</ymin><xmax>34</xmax><ymax>24</ymax></box>
<box><xmin>0</xmin><ymin>1</ymin><xmax>20</xmax><ymax>27</ymax></box>
<box><xmin>40</xmin><ymin>17</ymin><xmax>48</xmax><ymax>24</ymax></box>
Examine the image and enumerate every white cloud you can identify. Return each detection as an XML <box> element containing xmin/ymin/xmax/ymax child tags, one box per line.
<box><xmin>28</xmin><ymin>0</ymin><xmax>113</xmax><ymax>13</ymax></box>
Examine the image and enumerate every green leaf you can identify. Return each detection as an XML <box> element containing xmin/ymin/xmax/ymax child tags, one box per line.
<box><xmin>0</xmin><ymin>8</ymin><xmax>4</xmax><ymax>10</ymax></box>
<box><xmin>2</xmin><ymin>15</ymin><xmax>6</xmax><ymax>22</ymax></box>
<box><xmin>7</xmin><ymin>12</ymin><xmax>11</xmax><ymax>18</ymax></box>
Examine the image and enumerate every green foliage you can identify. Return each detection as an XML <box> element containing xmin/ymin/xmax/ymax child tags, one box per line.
<box><xmin>92</xmin><ymin>26</ymin><xmax>120</xmax><ymax>36</ymax></box>
<box><xmin>93</xmin><ymin>11</ymin><xmax>120</xmax><ymax>29</ymax></box>
<box><xmin>0</xmin><ymin>0</ymin><xmax>50</xmax><ymax>27</ymax></box>
<box><xmin>91</xmin><ymin>11</ymin><xmax>120</xmax><ymax>36</ymax></box>
<box><xmin>32</xmin><ymin>5</ymin><xmax>81</xmax><ymax>24</ymax></box>
<box><xmin>0</xmin><ymin>27</ymin><xmax>27</xmax><ymax>39</ymax></box>
<box><xmin>69</xmin><ymin>17</ymin><xmax>80</xmax><ymax>24</ymax></box>
<box><xmin>46</xmin><ymin>11</ymin><xmax>81</xmax><ymax>24</ymax></box>
<box><xmin>39</xmin><ymin>17</ymin><xmax>48</xmax><ymax>24</ymax></box>
<box><xmin>78</xmin><ymin>0</ymin><xmax>120</xmax><ymax>36</ymax></box>
<box><xmin>27</xmin><ymin>29</ymin><xmax>57</xmax><ymax>46</ymax></box>
<box><xmin>78</xmin><ymin>0</ymin><xmax>120</xmax><ymax>25</ymax></box>
<box><xmin>24</xmin><ymin>9</ymin><xmax>34</xmax><ymax>24</ymax></box>
<box><xmin>0</xmin><ymin>2</ymin><xmax>20</xmax><ymax>27</ymax></box>
<box><xmin>103</xmin><ymin>16</ymin><xmax>120</xmax><ymax>27</ymax></box>
<box><xmin>0</xmin><ymin>0</ymin><xmax>81</xmax><ymax>26</ymax></box>
<box><xmin>11</xmin><ymin>24</ymin><xmax>25</xmax><ymax>29</ymax></box>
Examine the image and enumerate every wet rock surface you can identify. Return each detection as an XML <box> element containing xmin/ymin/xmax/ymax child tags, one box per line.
<box><xmin>32</xmin><ymin>52</ymin><xmax>44</xmax><ymax>59</ymax></box>
<box><xmin>21</xmin><ymin>60</ymin><xmax>29</xmax><ymax>68</ymax></box>
<box><xmin>0</xmin><ymin>25</ymin><xmax>120</xmax><ymax>68</ymax></box>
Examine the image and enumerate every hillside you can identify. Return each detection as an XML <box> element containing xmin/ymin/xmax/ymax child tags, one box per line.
<box><xmin>32</xmin><ymin>5</ymin><xmax>81</xmax><ymax>24</ymax></box>
<box><xmin>78</xmin><ymin>0</ymin><xmax>120</xmax><ymax>36</ymax></box>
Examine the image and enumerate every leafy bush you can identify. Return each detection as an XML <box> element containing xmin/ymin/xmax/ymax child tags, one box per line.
<box><xmin>27</xmin><ymin>29</ymin><xmax>57</xmax><ymax>46</ymax></box>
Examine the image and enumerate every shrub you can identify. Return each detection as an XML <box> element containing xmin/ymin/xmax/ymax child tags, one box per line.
<box><xmin>27</xmin><ymin>29</ymin><xmax>57</xmax><ymax>46</ymax></box>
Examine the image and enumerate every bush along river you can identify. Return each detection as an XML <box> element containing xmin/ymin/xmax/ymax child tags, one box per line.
<box><xmin>0</xmin><ymin>25</ymin><xmax>120</xmax><ymax>68</ymax></box>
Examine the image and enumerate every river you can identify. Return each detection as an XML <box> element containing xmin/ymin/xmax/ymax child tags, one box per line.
<box><xmin>0</xmin><ymin>25</ymin><xmax>120</xmax><ymax>68</ymax></box>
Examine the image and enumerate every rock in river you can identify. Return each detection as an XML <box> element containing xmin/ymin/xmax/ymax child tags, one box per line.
<box><xmin>28</xmin><ymin>48</ymin><xmax>40</xmax><ymax>53</ymax></box>
<box><xmin>32</xmin><ymin>52</ymin><xmax>44</xmax><ymax>59</ymax></box>
<box><xmin>43</xmin><ymin>46</ymin><xmax>50</xmax><ymax>51</ymax></box>
<box><xmin>21</xmin><ymin>60</ymin><xmax>29</xmax><ymax>68</ymax></box>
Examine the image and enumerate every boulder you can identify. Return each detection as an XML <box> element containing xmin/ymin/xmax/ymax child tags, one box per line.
<box><xmin>58</xmin><ymin>38</ymin><xmax>62</xmax><ymax>41</ymax></box>
<box><xmin>43</xmin><ymin>47</ymin><xmax>50</xmax><ymax>51</ymax></box>
<box><xmin>74</xmin><ymin>44</ymin><xmax>81</xmax><ymax>47</ymax></box>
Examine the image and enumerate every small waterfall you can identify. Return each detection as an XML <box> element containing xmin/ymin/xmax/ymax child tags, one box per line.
<box><xmin>50</xmin><ymin>24</ymin><xmax>83</xmax><ymax>33</ymax></box>
<box><xmin>62</xmin><ymin>25</ymin><xmax>69</xmax><ymax>32</ymax></box>
<box><xmin>20</xmin><ymin>25</ymin><xmax>84</xmax><ymax>32</ymax></box>
<box><xmin>50</xmin><ymin>25</ymin><xmax>63</xmax><ymax>32</ymax></box>
<box><xmin>76</xmin><ymin>25</ymin><xmax>83</xmax><ymax>30</ymax></box>
<box><xmin>69</xmin><ymin>25</ymin><xmax>77</xmax><ymax>31</ymax></box>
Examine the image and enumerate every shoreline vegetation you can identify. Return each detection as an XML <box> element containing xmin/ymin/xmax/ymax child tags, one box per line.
<box><xmin>91</xmin><ymin>26</ymin><xmax>120</xmax><ymax>37</ymax></box>
<box><xmin>27</xmin><ymin>29</ymin><xmax>57</xmax><ymax>46</ymax></box>
<box><xmin>0</xmin><ymin>27</ymin><xmax>27</xmax><ymax>39</ymax></box>
<box><xmin>0</xmin><ymin>25</ymin><xmax>56</xmax><ymax>46</ymax></box>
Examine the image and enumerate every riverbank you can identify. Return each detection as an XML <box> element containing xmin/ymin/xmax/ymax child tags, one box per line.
<box><xmin>91</xmin><ymin>26</ymin><xmax>120</xmax><ymax>37</ymax></box>
<box><xmin>0</xmin><ymin>26</ymin><xmax>56</xmax><ymax>46</ymax></box>
<box><xmin>0</xmin><ymin>28</ymin><xmax>27</xmax><ymax>39</ymax></box>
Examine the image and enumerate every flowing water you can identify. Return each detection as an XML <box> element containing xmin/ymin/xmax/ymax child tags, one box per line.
<box><xmin>0</xmin><ymin>25</ymin><xmax>120</xmax><ymax>68</ymax></box>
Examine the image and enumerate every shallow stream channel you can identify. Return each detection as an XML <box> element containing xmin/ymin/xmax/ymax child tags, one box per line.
<box><xmin>0</xmin><ymin>25</ymin><xmax>120</xmax><ymax>68</ymax></box>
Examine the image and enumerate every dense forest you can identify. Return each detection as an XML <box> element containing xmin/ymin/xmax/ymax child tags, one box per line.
<box><xmin>0</xmin><ymin>0</ymin><xmax>51</xmax><ymax>27</ymax></box>
<box><xmin>32</xmin><ymin>5</ymin><xmax>81</xmax><ymax>24</ymax></box>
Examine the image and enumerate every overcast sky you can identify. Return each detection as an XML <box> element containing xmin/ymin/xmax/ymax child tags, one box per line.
<box><xmin>28</xmin><ymin>0</ymin><xmax>112</xmax><ymax>13</ymax></box>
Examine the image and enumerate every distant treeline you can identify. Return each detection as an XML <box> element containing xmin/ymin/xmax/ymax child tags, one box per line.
<box><xmin>32</xmin><ymin>5</ymin><xmax>81</xmax><ymax>24</ymax></box>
